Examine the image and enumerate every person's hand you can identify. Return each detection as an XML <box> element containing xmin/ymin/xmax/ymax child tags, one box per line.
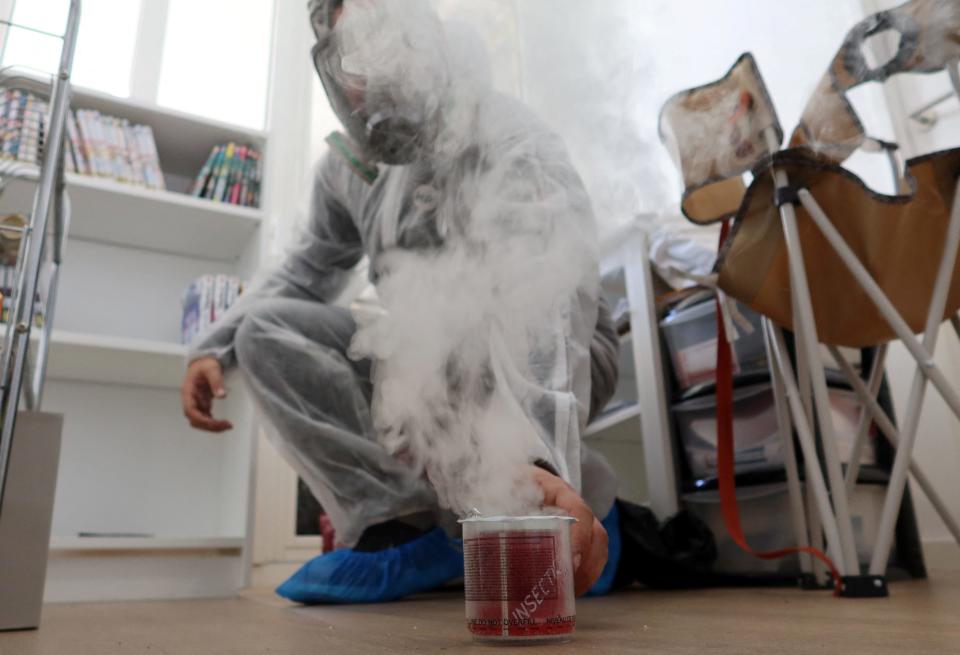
<box><xmin>181</xmin><ymin>357</ymin><xmax>233</xmax><ymax>432</ymax></box>
<box><xmin>529</xmin><ymin>466</ymin><xmax>608</xmax><ymax>596</ymax></box>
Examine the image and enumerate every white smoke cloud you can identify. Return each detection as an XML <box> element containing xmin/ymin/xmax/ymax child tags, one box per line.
<box><xmin>512</xmin><ymin>0</ymin><xmax>673</xmax><ymax>230</ymax></box>
<box><xmin>340</xmin><ymin>0</ymin><xmax>598</xmax><ymax>517</ymax></box>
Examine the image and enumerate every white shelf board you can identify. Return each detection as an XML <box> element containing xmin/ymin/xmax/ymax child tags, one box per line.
<box><xmin>41</xmin><ymin>330</ymin><xmax>187</xmax><ymax>389</ymax></box>
<box><xmin>0</xmin><ymin>171</ymin><xmax>261</xmax><ymax>261</ymax></box>
<box><xmin>49</xmin><ymin>536</ymin><xmax>244</xmax><ymax>553</ymax></box>
<box><xmin>584</xmin><ymin>403</ymin><xmax>642</xmax><ymax>438</ymax></box>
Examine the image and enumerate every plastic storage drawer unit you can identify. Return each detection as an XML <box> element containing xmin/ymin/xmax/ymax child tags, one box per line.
<box><xmin>674</xmin><ymin>384</ymin><xmax>783</xmax><ymax>481</ymax></box>
<box><xmin>674</xmin><ymin>385</ymin><xmax>876</xmax><ymax>482</ymax></box>
<box><xmin>661</xmin><ymin>299</ymin><xmax>767</xmax><ymax>391</ymax></box>
<box><xmin>682</xmin><ymin>482</ymin><xmax>888</xmax><ymax>576</ymax></box>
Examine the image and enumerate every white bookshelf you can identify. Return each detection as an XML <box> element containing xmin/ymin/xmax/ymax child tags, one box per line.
<box><xmin>584</xmin><ymin>224</ymin><xmax>677</xmax><ymax>514</ymax></box>
<box><xmin>0</xmin><ymin>65</ymin><xmax>276</xmax><ymax>603</ymax></box>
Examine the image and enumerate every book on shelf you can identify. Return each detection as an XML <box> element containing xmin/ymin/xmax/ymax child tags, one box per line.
<box><xmin>190</xmin><ymin>142</ymin><xmax>262</xmax><ymax>209</ymax></box>
<box><xmin>0</xmin><ymin>264</ymin><xmax>45</xmax><ymax>328</ymax></box>
<box><xmin>181</xmin><ymin>274</ymin><xmax>245</xmax><ymax>345</ymax></box>
<box><xmin>0</xmin><ymin>87</ymin><xmax>166</xmax><ymax>191</ymax></box>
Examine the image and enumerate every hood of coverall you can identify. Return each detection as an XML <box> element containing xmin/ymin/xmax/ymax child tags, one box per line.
<box><xmin>308</xmin><ymin>0</ymin><xmax>450</xmax><ymax>165</ymax></box>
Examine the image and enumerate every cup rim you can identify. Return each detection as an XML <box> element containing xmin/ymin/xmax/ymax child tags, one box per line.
<box><xmin>458</xmin><ymin>515</ymin><xmax>577</xmax><ymax>524</ymax></box>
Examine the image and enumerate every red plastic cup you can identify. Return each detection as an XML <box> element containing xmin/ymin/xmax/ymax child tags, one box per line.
<box><xmin>460</xmin><ymin>516</ymin><xmax>577</xmax><ymax>644</ymax></box>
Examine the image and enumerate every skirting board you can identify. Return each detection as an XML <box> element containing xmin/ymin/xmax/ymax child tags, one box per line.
<box><xmin>251</xmin><ymin>562</ymin><xmax>305</xmax><ymax>590</ymax></box>
<box><xmin>44</xmin><ymin>551</ymin><xmax>246</xmax><ymax>603</ymax></box>
<box><xmin>923</xmin><ymin>540</ymin><xmax>960</xmax><ymax>572</ymax></box>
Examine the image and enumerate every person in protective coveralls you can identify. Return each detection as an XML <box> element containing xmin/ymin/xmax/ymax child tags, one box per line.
<box><xmin>180</xmin><ymin>0</ymin><xmax>624</xmax><ymax>604</ymax></box>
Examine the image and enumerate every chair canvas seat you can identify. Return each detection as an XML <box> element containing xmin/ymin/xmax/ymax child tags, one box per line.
<box><xmin>720</xmin><ymin>148</ymin><xmax>960</xmax><ymax>348</ymax></box>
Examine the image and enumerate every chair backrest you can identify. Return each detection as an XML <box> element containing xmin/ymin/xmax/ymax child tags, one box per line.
<box><xmin>658</xmin><ymin>53</ymin><xmax>782</xmax><ymax>225</ymax></box>
<box><xmin>659</xmin><ymin>1</ymin><xmax>960</xmax><ymax>225</ymax></box>
<box><xmin>792</xmin><ymin>0</ymin><xmax>960</xmax><ymax>163</ymax></box>
<box><xmin>656</xmin><ymin>0</ymin><xmax>960</xmax><ymax>348</ymax></box>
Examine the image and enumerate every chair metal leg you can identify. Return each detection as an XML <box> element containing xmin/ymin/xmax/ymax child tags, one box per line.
<box><xmin>763</xmin><ymin>319</ymin><xmax>813</xmax><ymax>576</ymax></box>
<box><xmin>765</xmin><ymin>128</ymin><xmax>860</xmax><ymax>574</ymax></box>
<box><xmin>829</xmin><ymin>346</ymin><xmax>960</xmax><ymax>546</ymax></box>
<box><xmin>840</xmin><ymin>344</ymin><xmax>887</xmax><ymax>493</ymax></box>
<box><xmin>768</xmin><ymin>324</ymin><xmax>850</xmax><ymax>574</ymax></box>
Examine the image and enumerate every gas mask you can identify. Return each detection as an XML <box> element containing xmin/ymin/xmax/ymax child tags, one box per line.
<box><xmin>308</xmin><ymin>0</ymin><xmax>444</xmax><ymax>166</ymax></box>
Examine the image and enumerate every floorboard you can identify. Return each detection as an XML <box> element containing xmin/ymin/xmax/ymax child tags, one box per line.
<box><xmin>4</xmin><ymin>572</ymin><xmax>960</xmax><ymax>654</ymax></box>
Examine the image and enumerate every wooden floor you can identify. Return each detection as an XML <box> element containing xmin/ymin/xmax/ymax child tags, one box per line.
<box><xmin>5</xmin><ymin>573</ymin><xmax>960</xmax><ymax>654</ymax></box>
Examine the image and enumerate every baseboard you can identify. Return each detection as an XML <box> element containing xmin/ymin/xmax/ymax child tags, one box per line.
<box><xmin>922</xmin><ymin>539</ymin><xmax>960</xmax><ymax>572</ymax></box>
<box><xmin>250</xmin><ymin>561</ymin><xmax>304</xmax><ymax>589</ymax></box>
<box><xmin>44</xmin><ymin>551</ymin><xmax>246</xmax><ymax>603</ymax></box>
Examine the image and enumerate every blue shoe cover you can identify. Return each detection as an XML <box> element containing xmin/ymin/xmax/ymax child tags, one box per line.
<box><xmin>276</xmin><ymin>527</ymin><xmax>464</xmax><ymax>604</ymax></box>
<box><xmin>586</xmin><ymin>502</ymin><xmax>622</xmax><ymax>597</ymax></box>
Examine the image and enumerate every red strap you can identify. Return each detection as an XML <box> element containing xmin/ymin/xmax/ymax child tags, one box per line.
<box><xmin>714</xmin><ymin>220</ymin><xmax>840</xmax><ymax>593</ymax></box>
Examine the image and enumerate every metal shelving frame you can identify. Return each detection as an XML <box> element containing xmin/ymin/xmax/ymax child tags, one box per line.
<box><xmin>0</xmin><ymin>0</ymin><xmax>80</xmax><ymax>509</ymax></box>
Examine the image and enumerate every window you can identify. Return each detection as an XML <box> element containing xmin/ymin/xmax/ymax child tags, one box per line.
<box><xmin>2</xmin><ymin>0</ymin><xmax>142</xmax><ymax>98</ymax></box>
<box><xmin>157</xmin><ymin>0</ymin><xmax>275</xmax><ymax>130</ymax></box>
<box><xmin>1</xmin><ymin>0</ymin><xmax>275</xmax><ymax>129</ymax></box>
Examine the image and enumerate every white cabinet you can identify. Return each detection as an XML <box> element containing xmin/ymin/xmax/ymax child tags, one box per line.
<box><xmin>587</xmin><ymin>223</ymin><xmax>679</xmax><ymax>517</ymax></box>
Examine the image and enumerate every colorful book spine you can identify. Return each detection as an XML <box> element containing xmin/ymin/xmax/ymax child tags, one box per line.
<box><xmin>226</xmin><ymin>276</ymin><xmax>241</xmax><ymax>309</ymax></box>
<box><xmin>93</xmin><ymin>112</ymin><xmax>113</xmax><ymax>178</ymax></box>
<box><xmin>66</xmin><ymin>111</ymin><xmax>89</xmax><ymax>174</ymax></box>
<box><xmin>199</xmin><ymin>274</ymin><xmax>215</xmax><ymax>334</ymax></box>
<box><xmin>3</xmin><ymin>90</ymin><xmax>17</xmax><ymax>158</ymax></box>
<box><xmin>121</xmin><ymin>123</ymin><xmax>141</xmax><ymax>186</ymax></box>
<box><xmin>213</xmin><ymin>274</ymin><xmax>229</xmax><ymax>323</ymax></box>
<box><xmin>252</xmin><ymin>150</ymin><xmax>263</xmax><ymax>207</ymax></box>
<box><xmin>75</xmin><ymin>111</ymin><xmax>100</xmax><ymax>175</ymax></box>
<box><xmin>182</xmin><ymin>275</ymin><xmax>243</xmax><ymax>344</ymax></box>
<box><xmin>62</xmin><ymin>111</ymin><xmax>78</xmax><ymax>173</ymax></box>
<box><xmin>79</xmin><ymin>110</ymin><xmax>96</xmax><ymax>173</ymax></box>
<box><xmin>181</xmin><ymin>278</ymin><xmax>205</xmax><ymax>345</ymax></box>
<box><xmin>3</xmin><ymin>91</ymin><xmax>24</xmax><ymax>159</ymax></box>
<box><xmin>206</xmin><ymin>146</ymin><xmax>226</xmax><ymax>199</ymax></box>
<box><xmin>192</xmin><ymin>145</ymin><xmax>221</xmax><ymax>197</ymax></box>
<box><xmin>238</xmin><ymin>153</ymin><xmax>252</xmax><ymax>207</ymax></box>
<box><xmin>136</xmin><ymin>125</ymin><xmax>165</xmax><ymax>190</ymax></box>
<box><xmin>228</xmin><ymin>145</ymin><xmax>247</xmax><ymax>204</ymax></box>
<box><xmin>0</xmin><ymin>91</ymin><xmax>10</xmax><ymax>156</ymax></box>
<box><xmin>112</xmin><ymin>117</ymin><xmax>127</xmax><ymax>180</ymax></box>
<box><xmin>0</xmin><ymin>88</ymin><xmax>170</xmax><ymax>189</ymax></box>
<box><xmin>212</xmin><ymin>142</ymin><xmax>235</xmax><ymax>202</ymax></box>
<box><xmin>102</xmin><ymin>115</ymin><xmax>118</xmax><ymax>177</ymax></box>
<box><xmin>17</xmin><ymin>94</ymin><xmax>37</xmax><ymax>163</ymax></box>
<box><xmin>187</xmin><ymin>143</ymin><xmax>262</xmax><ymax>207</ymax></box>
<box><xmin>106</xmin><ymin>117</ymin><xmax>122</xmax><ymax>180</ymax></box>
<box><xmin>118</xmin><ymin>119</ymin><xmax>135</xmax><ymax>183</ymax></box>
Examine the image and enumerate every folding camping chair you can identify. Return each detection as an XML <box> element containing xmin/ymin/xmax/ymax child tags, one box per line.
<box><xmin>659</xmin><ymin>0</ymin><xmax>960</xmax><ymax>596</ymax></box>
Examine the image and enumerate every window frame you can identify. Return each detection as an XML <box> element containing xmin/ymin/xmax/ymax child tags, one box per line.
<box><xmin>0</xmin><ymin>0</ymin><xmax>276</xmax><ymax>130</ymax></box>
